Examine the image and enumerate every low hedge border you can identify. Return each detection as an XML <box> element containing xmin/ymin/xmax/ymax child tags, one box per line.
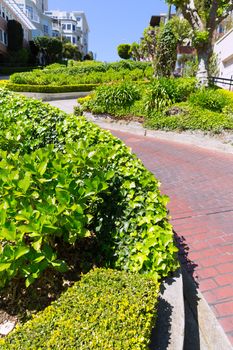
<box><xmin>0</xmin><ymin>268</ymin><xmax>159</xmax><ymax>349</ymax></box>
<box><xmin>0</xmin><ymin>66</ymin><xmax>41</xmax><ymax>75</ymax></box>
<box><xmin>5</xmin><ymin>83</ymin><xmax>100</xmax><ymax>93</ymax></box>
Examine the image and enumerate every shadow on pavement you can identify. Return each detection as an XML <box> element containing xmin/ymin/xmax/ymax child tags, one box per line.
<box><xmin>175</xmin><ymin>233</ymin><xmax>201</xmax><ymax>350</ymax></box>
<box><xmin>150</xmin><ymin>296</ymin><xmax>173</xmax><ymax>349</ymax></box>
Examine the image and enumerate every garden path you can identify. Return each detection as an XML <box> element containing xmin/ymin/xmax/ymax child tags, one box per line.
<box><xmin>49</xmin><ymin>99</ymin><xmax>233</xmax><ymax>347</ymax></box>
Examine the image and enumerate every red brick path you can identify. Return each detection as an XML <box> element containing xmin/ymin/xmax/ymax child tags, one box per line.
<box><xmin>109</xmin><ymin>130</ymin><xmax>233</xmax><ymax>345</ymax></box>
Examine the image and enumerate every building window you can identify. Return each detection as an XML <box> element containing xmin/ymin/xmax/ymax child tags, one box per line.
<box><xmin>72</xmin><ymin>37</ymin><xmax>76</xmax><ymax>44</ymax></box>
<box><xmin>26</xmin><ymin>6</ymin><xmax>33</xmax><ymax>20</ymax></box>
<box><xmin>62</xmin><ymin>24</ymin><xmax>66</xmax><ymax>30</ymax></box>
<box><xmin>76</xmin><ymin>17</ymin><xmax>81</xmax><ymax>21</ymax></box>
<box><xmin>43</xmin><ymin>25</ymin><xmax>49</xmax><ymax>35</ymax></box>
<box><xmin>65</xmin><ymin>36</ymin><xmax>71</xmax><ymax>42</ymax></box>
<box><xmin>3</xmin><ymin>32</ymin><xmax>7</xmax><ymax>45</ymax></box>
<box><xmin>67</xmin><ymin>24</ymin><xmax>71</xmax><ymax>30</ymax></box>
<box><xmin>72</xmin><ymin>24</ymin><xmax>75</xmax><ymax>31</ymax></box>
<box><xmin>0</xmin><ymin>29</ymin><xmax>3</xmax><ymax>42</ymax></box>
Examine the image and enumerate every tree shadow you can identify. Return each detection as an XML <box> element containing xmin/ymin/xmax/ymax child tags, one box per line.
<box><xmin>174</xmin><ymin>232</ymin><xmax>201</xmax><ymax>350</ymax></box>
<box><xmin>150</xmin><ymin>297</ymin><xmax>173</xmax><ymax>350</ymax></box>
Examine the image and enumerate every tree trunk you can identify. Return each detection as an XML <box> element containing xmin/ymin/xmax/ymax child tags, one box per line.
<box><xmin>196</xmin><ymin>43</ymin><xmax>213</xmax><ymax>86</ymax></box>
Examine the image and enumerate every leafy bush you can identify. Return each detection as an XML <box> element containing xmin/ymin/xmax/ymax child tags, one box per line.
<box><xmin>146</xmin><ymin>102</ymin><xmax>233</xmax><ymax>132</ymax></box>
<box><xmin>189</xmin><ymin>88</ymin><xmax>231</xmax><ymax>112</ymax></box>
<box><xmin>0</xmin><ymin>89</ymin><xmax>178</xmax><ymax>287</ymax></box>
<box><xmin>0</xmin><ymin>66</ymin><xmax>40</xmax><ymax>75</ymax></box>
<box><xmin>6</xmin><ymin>83</ymin><xmax>98</xmax><ymax>93</ymax></box>
<box><xmin>0</xmin><ymin>145</ymin><xmax>115</xmax><ymax>288</ymax></box>
<box><xmin>143</xmin><ymin>79</ymin><xmax>173</xmax><ymax>115</ymax></box>
<box><xmin>159</xmin><ymin>78</ymin><xmax>197</xmax><ymax>102</ymax></box>
<box><xmin>80</xmin><ymin>78</ymin><xmax>196</xmax><ymax>118</ymax></box>
<box><xmin>0</xmin><ymin>269</ymin><xmax>159</xmax><ymax>349</ymax></box>
<box><xmin>44</xmin><ymin>63</ymin><xmax>66</xmax><ymax>70</ymax></box>
<box><xmin>86</xmin><ymin>82</ymin><xmax>141</xmax><ymax>116</ymax></box>
<box><xmin>9</xmin><ymin>60</ymin><xmax>152</xmax><ymax>86</ymax></box>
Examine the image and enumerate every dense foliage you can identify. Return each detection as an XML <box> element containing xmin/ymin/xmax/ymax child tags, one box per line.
<box><xmin>34</xmin><ymin>37</ymin><xmax>63</xmax><ymax>65</ymax></box>
<box><xmin>80</xmin><ymin>77</ymin><xmax>233</xmax><ymax>133</ymax></box>
<box><xmin>156</xmin><ymin>23</ymin><xmax>178</xmax><ymax>77</ymax></box>
<box><xmin>166</xmin><ymin>0</ymin><xmax>233</xmax><ymax>80</ymax></box>
<box><xmin>0</xmin><ymin>269</ymin><xmax>159</xmax><ymax>349</ymax></box>
<box><xmin>117</xmin><ymin>44</ymin><xmax>131</xmax><ymax>59</ymax></box>
<box><xmin>6</xmin><ymin>82</ymin><xmax>98</xmax><ymax>93</ymax></box>
<box><xmin>9</xmin><ymin>60</ymin><xmax>153</xmax><ymax>86</ymax></box>
<box><xmin>0</xmin><ymin>89</ymin><xmax>178</xmax><ymax>288</ymax></box>
<box><xmin>82</xmin><ymin>78</ymin><xmax>196</xmax><ymax>117</ymax></box>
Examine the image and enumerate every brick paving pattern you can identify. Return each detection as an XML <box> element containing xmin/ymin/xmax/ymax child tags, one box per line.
<box><xmin>108</xmin><ymin>130</ymin><xmax>233</xmax><ymax>345</ymax></box>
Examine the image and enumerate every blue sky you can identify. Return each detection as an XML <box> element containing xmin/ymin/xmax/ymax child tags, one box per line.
<box><xmin>48</xmin><ymin>0</ymin><xmax>169</xmax><ymax>62</ymax></box>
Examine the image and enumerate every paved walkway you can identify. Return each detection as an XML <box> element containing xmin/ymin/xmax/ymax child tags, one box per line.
<box><xmin>49</xmin><ymin>99</ymin><xmax>233</xmax><ymax>346</ymax></box>
<box><xmin>110</xmin><ymin>131</ymin><xmax>233</xmax><ymax>346</ymax></box>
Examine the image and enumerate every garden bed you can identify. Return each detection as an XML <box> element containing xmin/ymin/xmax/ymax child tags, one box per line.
<box><xmin>0</xmin><ymin>89</ymin><xmax>178</xmax><ymax>348</ymax></box>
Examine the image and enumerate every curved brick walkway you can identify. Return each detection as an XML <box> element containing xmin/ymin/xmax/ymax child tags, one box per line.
<box><xmin>108</xmin><ymin>130</ymin><xmax>233</xmax><ymax>346</ymax></box>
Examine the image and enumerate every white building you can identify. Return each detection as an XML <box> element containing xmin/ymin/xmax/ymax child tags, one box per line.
<box><xmin>44</xmin><ymin>10</ymin><xmax>89</xmax><ymax>56</ymax></box>
<box><xmin>0</xmin><ymin>0</ymin><xmax>36</xmax><ymax>58</ymax></box>
<box><xmin>14</xmin><ymin>0</ymin><xmax>52</xmax><ymax>38</ymax></box>
<box><xmin>214</xmin><ymin>27</ymin><xmax>233</xmax><ymax>81</ymax></box>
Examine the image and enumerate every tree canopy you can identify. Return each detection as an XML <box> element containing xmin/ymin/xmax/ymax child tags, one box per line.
<box><xmin>165</xmin><ymin>0</ymin><xmax>233</xmax><ymax>81</ymax></box>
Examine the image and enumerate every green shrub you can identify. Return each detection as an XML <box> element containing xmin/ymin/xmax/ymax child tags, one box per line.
<box><xmin>0</xmin><ymin>269</ymin><xmax>159</xmax><ymax>349</ymax></box>
<box><xmin>146</xmin><ymin>102</ymin><xmax>233</xmax><ymax>132</ymax></box>
<box><xmin>86</xmin><ymin>81</ymin><xmax>141</xmax><ymax>116</ymax></box>
<box><xmin>6</xmin><ymin>83</ymin><xmax>98</xmax><ymax>93</ymax></box>
<box><xmin>143</xmin><ymin>79</ymin><xmax>173</xmax><ymax>115</ymax></box>
<box><xmin>9</xmin><ymin>60</ymin><xmax>152</xmax><ymax>86</ymax></box>
<box><xmin>81</xmin><ymin>78</ymin><xmax>196</xmax><ymax>118</ymax></box>
<box><xmin>0</xmin><ymin>66</ymin><xmax>40</xmax><ymax>75</ymax></box>
<box><xmin>0</xmin><ymin>89</ymin><xmax>178</xmax><ymax>287</ymax></box>
<box><xmin>44</xmin><ymin>63</ymin><xmax>66</xmax><ymax>70</ymax></box>
<box><xmin>189</xmin><ymin>88</ymin><xmax>231</xmax><ymax>112</ymax></box>
<box><xmin>0</xmin><ymin>144</ymin><xmax>116</xmax><ymax>288</ymax></box>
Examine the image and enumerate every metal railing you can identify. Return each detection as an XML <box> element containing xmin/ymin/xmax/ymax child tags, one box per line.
<box><xmin>209</xmin><ymin>76</ymin><xmax>233</xmax><ymax>91</ymax></box>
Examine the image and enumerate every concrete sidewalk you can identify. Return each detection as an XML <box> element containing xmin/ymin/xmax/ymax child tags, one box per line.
<box><xmin>49</xmin><ymin>99</ymin><xmax>233</xmax><ymax>348</ymax></box>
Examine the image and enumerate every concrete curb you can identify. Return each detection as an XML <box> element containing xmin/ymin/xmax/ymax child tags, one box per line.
<box><xmin>21</xmin><ymin>91</ymin><xmax>90</xmax><ymax>101</ymax></box>
<box><xmin>182</xmin><ymin>267</ymin><xmax>233</xmax><ymax>350</ymax></box>
<box><xmin>150</xmin><ymin>268</ymin><xmax>184</xmax><ymax>350</ymax></box>
<box><xmin>85</xmin><ymin>113</ymin><xmax>233</xmax><ymax>155</ymax></box>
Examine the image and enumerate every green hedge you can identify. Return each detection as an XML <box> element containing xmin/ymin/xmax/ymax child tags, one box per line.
<box><xmin>0</xmin><ymin>269</ymin><xmax>159</xmax><ymax>349</ymax></box>
<box><xmin>6</xmin><ymin>82</ymin><xmax>98</xmax><ymax>93</ymax></box>
<box><xmin>0</xmin><ymin>89</ymin><xmax>178</xmax><ymax>288</ymax></box>
<box><xmin>0</xmin><ymin>66</ymin><xmax>40</xmax><ymax>75</ymax></box>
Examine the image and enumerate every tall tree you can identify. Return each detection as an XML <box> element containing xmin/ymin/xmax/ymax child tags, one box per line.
<box><xmin>166</xmin><ymin>0</ymin><xmax>233</xmax><ymax>82</ymax></box>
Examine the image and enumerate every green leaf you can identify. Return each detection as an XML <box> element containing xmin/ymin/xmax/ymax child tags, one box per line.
<box><xmin>14</xmin><ymin>246</ymin><xmax>30</xmax><ymax>260</ymax></box>
<box><xmin>18</xmin><ymin>172</ymin><xmax>31</xmax><ymax>192</ymax></box>
<box><xmin>56</xmin><ymin>188</ymin><xmax>70</xmax><ymax>205</ymax></box>
<box><xmin>38</xmin><ymin>160</ymin><xmax>48</xmax><ymax>176</ymax></box>
<box><xmin>25</xmin><ymin>275</ymin><xmax>35</xmax><ymax>288</ymax></box>
<box><xmin>0</xmin><ymin>263</ymin><xmax>11</xmax><ymax>272</ymax></box>
<box><xmin>0</xmin><ymin>222</ymin><xmax>16</xmax><ymax>241</ymax></box>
